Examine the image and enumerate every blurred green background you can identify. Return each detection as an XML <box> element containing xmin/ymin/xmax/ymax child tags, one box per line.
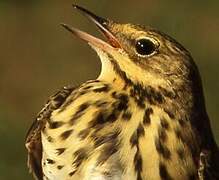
<box><xmin>0</xmin><ymin>0</ymin><xmax>218</xmax><ymax>179</ymax></box>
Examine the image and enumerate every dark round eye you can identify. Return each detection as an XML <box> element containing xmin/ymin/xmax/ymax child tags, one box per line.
<box><xmin>135</xmin><ymin>39</ymin><xmax>156</xmax><ymax>56</ymax></box>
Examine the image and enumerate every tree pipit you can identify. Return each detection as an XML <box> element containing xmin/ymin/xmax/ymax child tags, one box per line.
<box><xmin>25</xmin><ymin>5</ymin><xmax>219</xmax><ymax>180</ymax></box>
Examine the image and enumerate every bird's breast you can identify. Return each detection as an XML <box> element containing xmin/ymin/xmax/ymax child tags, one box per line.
<box><xmin>41</xmin><ymin>81</ymin><xmax>199</xmax><ymax>180</ymax></box>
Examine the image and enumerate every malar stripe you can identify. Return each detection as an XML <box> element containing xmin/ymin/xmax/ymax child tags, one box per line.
<box><xmin>109</xmin><ymin>56</ymin><xmax>133</xmax><ymax>85</ymax></box>
<box><xmin>109</xmin><ymin>54</ymin><xmax>166</xmax><ymax>106</ymax></box>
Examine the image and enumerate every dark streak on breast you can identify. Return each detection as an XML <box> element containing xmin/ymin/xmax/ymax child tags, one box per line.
<box><xmin>160</xmin><ymin>118</ymin><xmax>170</xmax><ymax>130</ymax></box>
<box><xmin>94</xmin><ymin>100</ymin><xmax>109</xmax><ymax>108</ymax></box>
<box><xmin>56</xmin><ymin>148</ymin><xmax>66</xmax><ymax>155</ymax></box>
<box><xmin>70</xmin><ymin>147</ymin><xmax>89</xmax><ymax>176</ymax></box>
<box><xmin>47</xmin><ymin>136</ymin><xmax>54</xmax><ymax>143</ymax></box>
<box><xmin>60</xmin><ymin>129</ymin><xmax>73</xmax><ymax>140</ymax></box>
<box><xmin>112</xmin><ymin>93</ymin><xmax>129</xmax><ymax>111</ymax></box>
<box><xmin>159</xmin><ymin>162</ymin><xmax>173</xmax><ymax>180</ymax></box>
<box><xmin>96</xmin><ymin>140</ymin><xmax>120</xmax><ymax>166</ymax></box>
<box><xmin>69</xmin><ymin>102</ymin><xmax>90</xmax><ymax>125</ymax></box>
<box><xmin>122</xmin><ymin>110</ymin><xmax>132</xmax><ymax>121</ymax></box>
<box><xmin>158</xmin><ymin>125</ymin><xmax>167</xmax><ymax>142</ymax></box>
<box><xmin>88</xmin><ymin>111</ymin><xmax>107</xmax><ymax>128</ymax></box>
<box><xmin>130</xmin><ymin>123</ymin><xmax>145</xmax><ymax>180</ymax></box>
<box><xmin>164</xmin><ymin>108</ymin><xmax>175</xmax><ymax>119</ymax></box>
<box><xmin>130</xmin><ymin>84</ymin><xmax>165</xmax><ymax>108</ymax></box>
<box><xmin>143</xmin><ymin>108</ymin><xmax>153</xmax><ymax>125</ymax></box>
<box><xmin>46</xmin><ymin>158</ymin><xmax>55</xmax><ymax>164</ymax></box>
<box><xmin>92</xmin><ymin>130</ymin><xmax>120</xmax><ymax>148</ymax></box>
<box><xmin>78</xmin><ymin>129</ymin><xmax>91</xmax><ymax>140</ymax></box>
<box><xmin>57</xmin><ymin>165</ymin><xmax>64</xmax><ymax>170</ymax></box>
<box><xmin>89</xmin><ymin>102</ymin><xmax>123</xmax><ymax>129</ymax></box>
<box><xmin>155</xmin><ymin>137</ymin><xmax>171</xmax><ymax>159</ymax></box>
<box><xmin>49</xmin><ymin>121</ymin><xmax>64</xmax><ymax>129</ymax></box>
<box><xmin>130</xmin><ymin>123</ymin><xmax>145</xmax><ymax>148</ymax></box>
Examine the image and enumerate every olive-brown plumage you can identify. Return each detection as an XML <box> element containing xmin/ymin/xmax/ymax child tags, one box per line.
<box><xmin>25</xmin><ymin>5</ymin><xmax>219</xmax><ymax>180</ymax></box>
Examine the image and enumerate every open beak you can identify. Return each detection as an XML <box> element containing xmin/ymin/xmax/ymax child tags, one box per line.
<box><xmin>61</xmin><ymin>4</ymin><xmax>121</xmax><ymax>51</ymax></box>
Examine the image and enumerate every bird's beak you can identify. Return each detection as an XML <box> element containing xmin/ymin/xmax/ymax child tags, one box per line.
<box><xmin>61</xmin><ymin>4</ymin><xmax>121</xmax><ymax>51</ymax></box>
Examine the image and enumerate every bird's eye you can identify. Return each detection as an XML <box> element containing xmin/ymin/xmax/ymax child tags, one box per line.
<box><xmin>135</xmin><ymin>39</ymin><xmax>156</xmax><ymax>56</ymax></box>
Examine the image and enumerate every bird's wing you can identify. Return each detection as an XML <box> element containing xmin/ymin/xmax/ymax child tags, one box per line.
<box><xmin>197</xmin><ymin>148</ymin><xmax>219</xmax><ymax>180</ymax></box>
<box><xmin>25</xmin><ymin>86</ymin><xmax>76</xmax><ymax>180</ymax></box>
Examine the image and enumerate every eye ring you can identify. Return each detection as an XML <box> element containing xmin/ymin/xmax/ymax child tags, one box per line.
<box><xmin>135</xmin><ymin>38</ymin><xmax>158</xmax><ymax>56</ymax></box>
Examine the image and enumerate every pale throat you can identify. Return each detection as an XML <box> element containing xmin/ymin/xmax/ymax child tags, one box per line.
<box><xmin>96</xmin><ymin>49</ymin><xmax>126</xmax><ymax>88</ymax></box>
<box><xmin>96</xmin><ymin>48</ymin><xmax>171</xmax><ymax>91</ymax></box>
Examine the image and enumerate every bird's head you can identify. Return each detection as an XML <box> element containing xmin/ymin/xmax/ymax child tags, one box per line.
<box><xmin>62</xmin><ymin>5</ymin><xmax>200</xmax><ymax>91</ymax></box>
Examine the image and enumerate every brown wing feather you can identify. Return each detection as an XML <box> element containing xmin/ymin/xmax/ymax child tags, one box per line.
<box><xmin>25</xmin><ymin>86</ymin><xmax>76</xmax><ymax>180</ymax></box>
<box><xmin>25</xmin><ymin>120</ymin><xmax>44</xmax><ymax>180</ymax></box>
<box><xmin>197</xmin><ymin>148</ymin><xmax>219</xmax><ymax>180</ymax></box>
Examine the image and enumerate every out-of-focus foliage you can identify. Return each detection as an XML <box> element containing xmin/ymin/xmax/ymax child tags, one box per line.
<box><xmin>0</xmin><ymin>0</ymin><xmax>218</xmax><ymax>179</ymax></box>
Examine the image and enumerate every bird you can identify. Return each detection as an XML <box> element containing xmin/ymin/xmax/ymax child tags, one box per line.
<box><xmin>25</xmin><ymin>4</ymin><xmax>219</xmax><ymax>180</ymax></box>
